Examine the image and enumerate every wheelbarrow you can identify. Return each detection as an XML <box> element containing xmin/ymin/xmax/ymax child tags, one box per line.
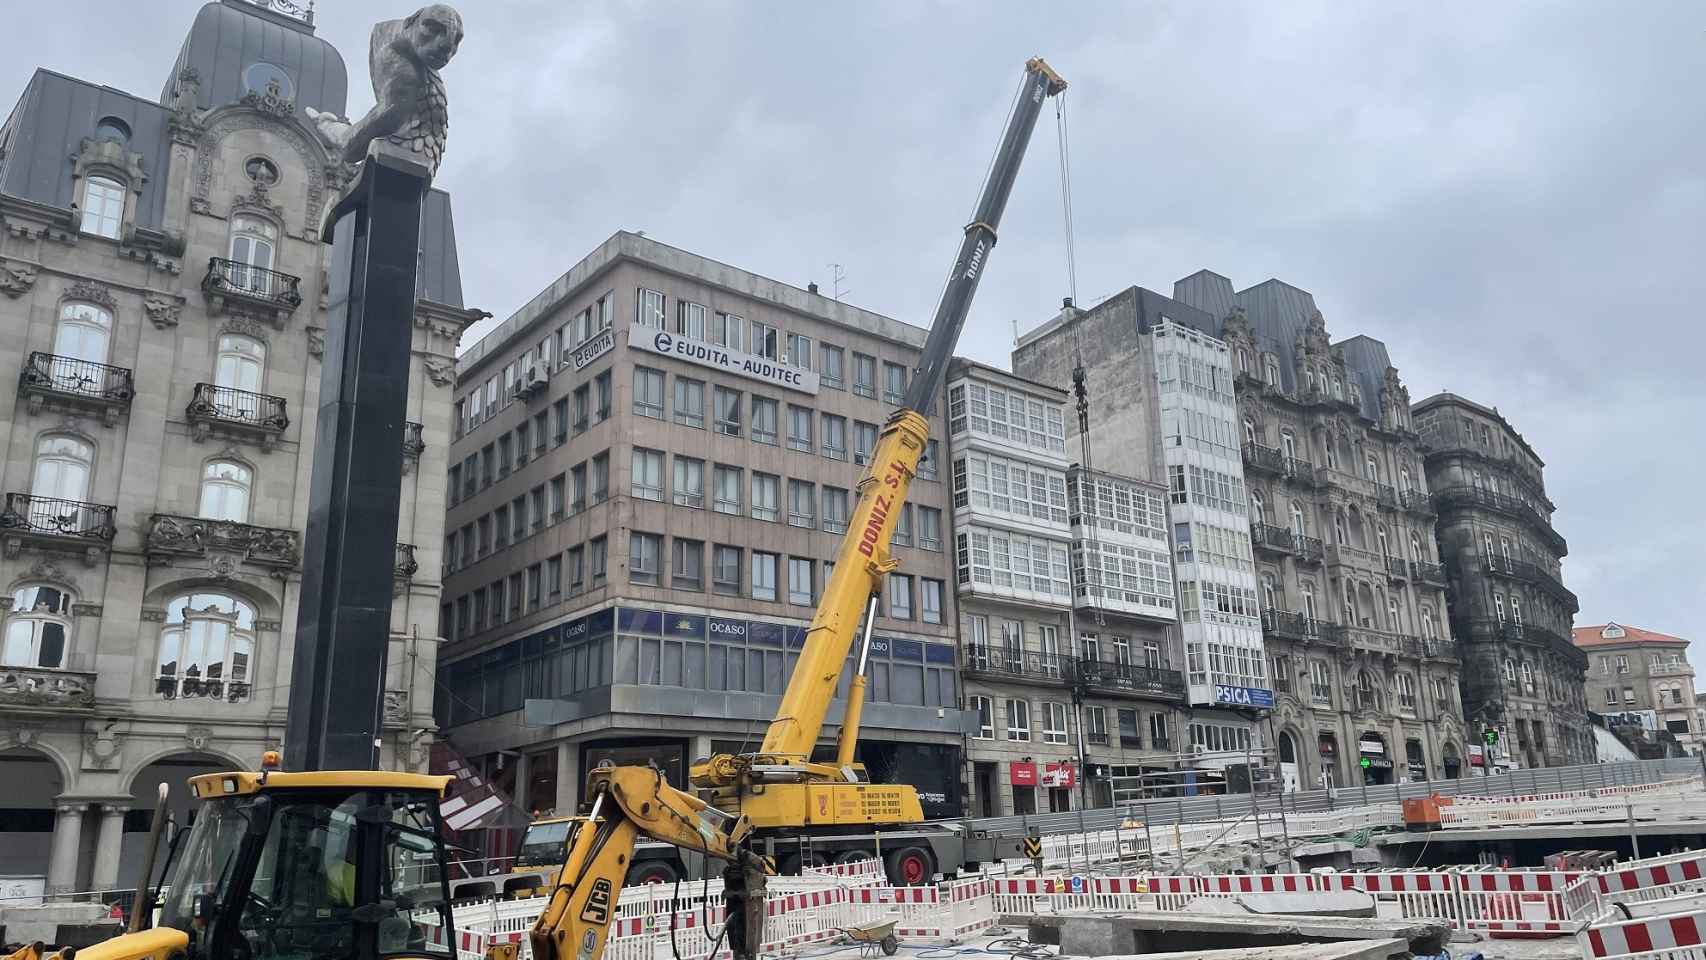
<box><xmin>840</xmin><ymin>919</ymin><xmax>899</xmax><ymax>957</ymax></box>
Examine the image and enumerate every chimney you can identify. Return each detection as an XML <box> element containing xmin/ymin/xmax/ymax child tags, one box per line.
<box><xmin>808</xmin><ymin>282</ymin><xmax>819</xmax><ymax>295</ymax></box>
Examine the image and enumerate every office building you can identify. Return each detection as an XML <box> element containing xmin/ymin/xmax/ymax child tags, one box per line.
<box><xmin>945</xmin><ymin>360</ymin><xmax>1184</xmax><ymax>816</ymax></box>
<box><xmin>437</xmin><ymin>232</ymin><xmax>965</xmax><ymax>819</ymax></box>
<box><xmin>1412</xmin><ymin>393</ymin><xmax>1590</xmax><ymax>767</ymax></box>
<box><xmin>0</xmin><ymin>0</ymin><xmax>477</xmax><ymax>894</ymax></box>
<box><xmin>1574</xmin><ymin>623</ymin><xmax>1701</xmax><ymax>756</ymax></box>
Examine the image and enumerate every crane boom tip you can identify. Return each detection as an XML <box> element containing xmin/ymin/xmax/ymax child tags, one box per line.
<box><xmin>1026</xmin><ymin>57</ymin><xmax>1068</xmax><ymax>95</ymax></box>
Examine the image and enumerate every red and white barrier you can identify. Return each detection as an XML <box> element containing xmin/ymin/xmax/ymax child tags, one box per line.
<box><xmin>1581</xmin><ymin>910</ymin><xmax>1706</xmax><ymax>960</ymax></box>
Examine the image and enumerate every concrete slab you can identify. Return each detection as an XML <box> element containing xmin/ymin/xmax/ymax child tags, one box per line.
<box><xmin>1375</xmin><ymin>822</ymin><xmax>1706</xmax><ymax>845</ymax></box>
<box><xmin>1239</xmin><ymin>891</ymin><xmax>1375</xmax><ymax>918</ymax></box>
<box><xmin>1030</xmin><ymin>909</ymin><xmax>1450</xmax><ymax>958</ymax></box>
<box><xmin>1084</xmin><ymin>939</ymin><xmax>1411</xmax><ymax>960</ymax></box>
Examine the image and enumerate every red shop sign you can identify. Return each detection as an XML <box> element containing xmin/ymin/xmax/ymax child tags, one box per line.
<box><xmin>1009</xmin><ymin>762</ymin><xmax>1038</xmax><ymax>786</ymax></box>
<box><xmin>1043</xmin><ymin>762</ymin><xmax>1076</xmax><ymax>788</ymax></box>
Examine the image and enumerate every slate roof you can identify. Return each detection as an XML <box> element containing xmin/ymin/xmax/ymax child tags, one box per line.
<box><xmin>162</xmin><ymin>0</ymin><xmax>347</xmax><ymax>118</ymax></box>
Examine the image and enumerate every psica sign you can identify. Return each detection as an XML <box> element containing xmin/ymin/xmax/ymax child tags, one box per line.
<box><xmin>1213</xmin><ymin>685</ymin><xmax>1275</xmax><ymax>709</ymax></box>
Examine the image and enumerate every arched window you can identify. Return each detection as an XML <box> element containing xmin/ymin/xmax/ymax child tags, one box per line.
<box><xmin>1377</xmin><ymin>526</ymin><xmax>1390</xmax><ymax>558</ymax></box>
<box><xmin>1279</xmin><ymin>429</ymin><xmax>1296</xmax><ymax>460</ymax></box>
<box><xmin>1503</xmin><ymin>659</ymin><xmax>1516</xmax><ymax>683</ymax></box>
<box><xmin>1357</xmin><ymin>671</ymin><xmax>1380</xmax><ymax>710</ymax></box>
<box><xmin>1322</xmin><ymin>434</ymin><xmax>1338</xmax><ymax>469</ymax></box>
<box><xmin>228</xmin><ymin>216</ymin><xmax>280</xmax><ymax>295</ymax></box>
<box><xmin>80</xmin><ymin>175</ymin><xmax>125</xmax><ymax>239</ymax></box>
<box><xmin>1387</xmin><ymin>595</ymin><xmax>1401</xmax><ymax>631</ymax></box>
<box><xmin>1420</xmin><ymin>606</ymin><xmax>1436</xmax><ymax>640</ymax></box>
<box><xmin>3</xmin><ymin>584</ymin><xmax>72</xmax><ymax>669</ymax></box>
<box><xmin>1305</xmin><ymin>367</ymin><xmax>1317</xmax><ymax>393</ymax></box>
<box><xmin>1342</xmin><ymin>580</ymin><xmax>1356</xmax><ymax>624</ymax></box>
<box><xmin>1250</xmin><ymin>489</ymin><xmax>1266</xmax><ymax>522</ymax></box>
<box><xmin>1333</xmin><ymin>510</ymin><xmax>1349</xmax><ymax>545</ymax></box>
<box><xmin>216</xmin><ymin>335</ymin><xmax>266</xmax><ymax>393</ymax></box>
<box><xmin>1399</xmin><ymin>467</ymin><xmax>1413</xmax><ymax>495</ymax></box>
<box><xmin>1238</xmin><ymin>348</ymin><xmax>1250</xmax><ymax>374</ymax></box>
<box><xmin>54</xmin><ymin>302</ymin><xmax>112</xmax><ymax>366</ymax></box>
<box><xmin>1300</xmin><ymin>581</ymin><xmax>1318</xmax><ymax>622</ymax></box>
<box><xmin>1520</xmin><ymin>661</ymin><xmax>1535</xmax><ymax>692</ymax></box>
<box><xmin>1409</xmin><ymin>532</ymin><xmax>1424</xmax><ymax>562</ymax></box>
<box><xmin>1264</xmin><ymin>356</ymin><xmax>1280</xmax><ymax>385</ymax></box>
<box><xmin>1396</xmin><ymin>673</ymin><xmax>1416</xmax><ymax>713</ymax></box>
<box><xmin>1289</xmin><ymin>502</ymin><xmax>1306</xmax><ymax>538</ymax></box>
<box><xmin>1493</xmin><ymin>592</ymin><xmax>1506</xmax><ymax>623</ymax></box>
<box><xmin>1482</xmin><ymin>532</ymin><xmax>1496</xmax><ymax>562</ymax></box>
<box><xmin>199</xmin><ymin>460</ymin><xmax>253</xmax><ymax>522</ymax></box>
<box><xmin>156</xmin><ymin>592</ymin><xmax>257</xmax><ymax>701</ymax></box>
<box><xmin>1331</xmin><ymin>377</ymin><xmax>1343</xmax><ymax>400</ymax></box>
<box><xmin>32</xmin><ymin>435</ymin><xmax>93</xmax><ymax>503</ymax></box>
<box><xmin>1243</xmin><ymin>418</ymin><xmax>1256</xmax><ymax>445</ymax></box>
<box><xmin>94</xmin><ymin>117</ymin><xmax>131</xmax><ymax>145</ymax></box>
<box><xmin>1261</xmin><ymin>574</ymin><xmax>1278</xmax><ymax>611</ymax></box>
<box><xmin>1364</xmin><ymin>453</ymin><xmax>1379</xmax><ymax>481</ymax></box>
<box><xmin>1510</xmin><ymin>595</ymin><xmax>1523</xmax><ymax>626</ymax></box>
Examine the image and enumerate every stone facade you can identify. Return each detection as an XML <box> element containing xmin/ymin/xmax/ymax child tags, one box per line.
<box><xmin>437</xmin><ymin>233</ymin><xmax>966</xmax><ymax>820</ymax></box>
<box><xmin>1412</xmin><ymin>393</ymin><xmax>1589</xmax><ymax>768</ymax></box>
<box><xmin>0</xmin><ymin>1</ymin><xmax>476</xmax><ymax>895</ymax></box>
<box><xmin>1575</xmin><ymin>623</ymin><xmax>1703</xmax><ymax>756</ymax></box>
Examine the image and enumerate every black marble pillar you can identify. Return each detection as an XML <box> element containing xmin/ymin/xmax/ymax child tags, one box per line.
<box><xmin>285</xmin><ymin>155</ymin><xmax>426</xmax><ymax>771</ymax></box>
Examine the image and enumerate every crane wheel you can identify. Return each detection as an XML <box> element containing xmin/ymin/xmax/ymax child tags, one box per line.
<box><xmin>834</xmin><ymin>849</ymin><xmax>874</xmax><ymax>864</ymax></box>
<box><xmin>884</xmin><ymin>846</ymin><xmax>935</xmax><ymax>886</ymax></box>
<box><xmin>628</xmin><ymin>860</ymin><xmax>680</xmax><ymax>885</ymax></box>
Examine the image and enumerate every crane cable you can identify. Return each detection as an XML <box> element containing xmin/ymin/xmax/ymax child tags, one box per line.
<box><xmin>1054</xmin><ymin>92</ymin><xmax>1104</xmax><ymax>629</ymax></box>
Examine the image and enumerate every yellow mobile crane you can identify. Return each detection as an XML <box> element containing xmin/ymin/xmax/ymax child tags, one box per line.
<box><xmin>6</xmin><ymin>56</ymin><xmax>1063</xmax><ymax>960</ymax></box>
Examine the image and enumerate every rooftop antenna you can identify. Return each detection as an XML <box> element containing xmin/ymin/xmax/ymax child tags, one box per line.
<box><xmin>827</xmin><ymin>263</ymin><xmax>849</xmax><ymax>301</ymax></box>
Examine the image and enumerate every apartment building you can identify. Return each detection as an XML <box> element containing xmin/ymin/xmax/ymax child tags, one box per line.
<box><xmin>945</xmin><ymin>360</ymin><xmax>1184</xmax><ymax>816</ymax></box>
<box><xmin>1014</xmin><ymin>289</ymin><xmax>1270</xmax><ymax>780</ymax></box>
<box><xmin>438</xmin><ymin>233</ymin><xmax>965</xmax><ymax>821</ymax></box>
<box><xmin>1575</xmin><ymin>623</ymin><xmax>1701</xmax><ymax>755</ymax></box>
<box><xmin>1172</xmin><ymin>274</ymin><xmax>1465</xmax><ymax>789</ymax></box>
<box><xmin>0</xmin><ymin>0</ymin><xmax>477</xmax><ymax>894</ymax></box>
<box><xmin>1412</xmin><ymin>393</ymin><xmax>1590</xmax><ymax>768</ymax></box>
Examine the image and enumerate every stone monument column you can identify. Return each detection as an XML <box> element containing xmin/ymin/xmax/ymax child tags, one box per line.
<box><xmin>45</xmin><ymin>801</ymin><xmax>87</xmax><ymax>895</ymax></box>
<box><xmin>90</xmin><ymin>803</ymin><xmax>131</xmax><ymax>893</ymax></box>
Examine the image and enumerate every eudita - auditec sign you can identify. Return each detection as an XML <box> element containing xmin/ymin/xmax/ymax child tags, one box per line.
<box><xmin>629</xmin><ymin>328</ymin><xmax>821</xmax><ymax>395</ymax></box>
<box><xmin>567</xmin><ymin>329</ymin><xmax>615</xmax><ymax>371</ymax></box>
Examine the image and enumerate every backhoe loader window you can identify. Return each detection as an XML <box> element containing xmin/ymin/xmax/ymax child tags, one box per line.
<box><xmin>241</xmin><ymin>794</ymin><xmax>364</xmax><ymax>959</ymax></box>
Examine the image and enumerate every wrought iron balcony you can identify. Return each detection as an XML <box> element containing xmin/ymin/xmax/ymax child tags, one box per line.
<box><xmin>1410</xmin><ymin>560</ymin><xmax>1446</xmax><ymax>585</ymax></box>
<box><xmin>1482</xmin><ymin>555</ymin><xmax>1579</xmax><ymax>610</ymax></box>
<box><xmin>962</xmin><ymin>646</ymin><xmax>1071</xmax><ymax>685</ymax></box>
<box><xmin>1250</xmin><ymin>522</ymin><xmax>1297</xmax><ymax>554</ymax></box>
<box><xmin>145</xmin><ymin>514</ymin><xmax>301</xmax><ymax>569</ymax></box>
<box><xmin>1384</xmin><ymin>555</ymin><xmax>1409</xmax><ymax>580</ymax></box>
<box><xmin>401</xmin><ymin>421</ymin><xmax>425</xmax><ymax>474</ymax></box>
<box><xmin>0</xmin><ymin>661</ymin><xmax>97</xmax><ymax>710</ymax></box>
<box><xmin>200</xmin><ymin>257</ymin><xmax>303</xmax><ymax>326</ymax></box>
<box><xmin>1432</xmin><ymin>485</ymin><xmax>1567</xmax><ymax>554</ymax></box>
<box><xmin>1242</xmin><ymin>443</ymin><xmax>1285</xmax><ymax>473</ymax></box>
<box><xmin>1</xmin><ymin>494</ymin><xmax>117</xmax><ymax>561</ymax></box>
<box><xmin>1076</xmin><ymin>659</ymin><xmax>1187</xmax><ymax>700</ymax></box>
<box><xmin>395</xmin><ymin>542</ymin><xmax>419</xmax><ymax>580</ymax></box>
<box><xmin>187</xmin><ymin>383</ymin><xmax>289</xmax><ymax>450</ymax></box>
<box><xmin>1281</xmin><ymin>456</ymin><xmax>1316</xmax><ymax>483</ymax></box>
<box><xmin>1399</xmin><ymin>488</ymin><xmax>1434</xmax><ymax>516</ymax></box>
<box><xmin>19</xmin><ymin>352</ymin><xmax>134</xmax><ymax>425</ymax></box>
<box><xmin>1261</xmin><ymin>609</ymin><xmax>1331</xmax><ymax>643</ymax></box>
<box><xmin>1375</xmin><ymin>483</ymin><xmax>1398</xmax><ymax>508</ymax></box>
<box><xmin>156</xmin><ymin>673</ymin><xmax>251</xmax><ymax>702</ymax></box>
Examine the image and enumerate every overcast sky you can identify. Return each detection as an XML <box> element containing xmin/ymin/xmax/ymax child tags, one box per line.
<box><xmin>8</xmin><ymin>2</ymin><xmax>1703</xmax><ymax>671</ymax></box>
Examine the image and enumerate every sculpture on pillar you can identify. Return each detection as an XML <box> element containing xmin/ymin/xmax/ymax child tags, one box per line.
<box><xmin>306</xmin><ymin>4</ymin><xmax>462</xmax><ymax>177</ymax></box>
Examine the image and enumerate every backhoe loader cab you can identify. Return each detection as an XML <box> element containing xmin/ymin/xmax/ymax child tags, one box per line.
<box><xmin>142</xmin><ymin>771</ymin><xmax>457</xmax><ymax>960</ymax></box>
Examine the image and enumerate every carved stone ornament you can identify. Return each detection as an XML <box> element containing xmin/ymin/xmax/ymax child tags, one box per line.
<box><xmin>255</xmin><ymin>619</ymin><xmax>282</xmax><ymax>632</ymax></box>
<box><xmin>194</xmin><ymin>112</ymin><xmax>326</xmax><ymax>230</ymax></box>
<box><xmin>240</xmin><ymin>77</ymin><xmax>296</xmax><ymax>119</ymax></box>
<box><xmin>71</xmin><ymin>603</ymin><xmax>103</xmax><ymax>617</ymax></box>
<box><xmin>144</xmin><ymin>294</ymin><xmax>184</xmax><ymax>329</ymax></box>
<box><xmin>306</xmin><ymin>5</ymin><xmax>463</xmax><ymax>178</ymax></box>
<box><xmin>184</xmin><ymin>725</ymin><xmax>214</xmax><ymax>752</ymax></box>
<box><xmin>383</xmin><ymin>689</ymin><xmax>409</xmax><ymax>725</ymax></box>
<box><xmin>1</xmin><ymin>723</ymin><xmax>41</xmax><ymax>749</ymax></box>
<box><xmin>140</xmin><ymin>607</ymin><xmax>167</xmax><ymax>622</ymax></box>
<box><xmin>221</xmin><ymin>319</ymin><xmax>269</xmax><ymax>342</ymax></box>
<box><xmin>1</xmin><ymin>256</ymin><xmax>38</xmax><ymax>298</ymax></box>
<box><xmin>422</xmin><ymin>357</ymin><xmax>454</xmax><ymax>386</ymax></box>
<box><xmin>306</xmin><ymin>326</ymin><xmax>326</xmax><ymax>358</ymax></box>
<box><xmin>63</xmin><ymin>278</ymin><xmax>117</xmax><ymax>310</ymax></box>
<box><xmin>82</xmin><ymin>727</ymin><xmax>123</xmax><ymax>770</ymax></box>
<box><xmin>146</xmin><ymin>514</ymin><xmax>302</xmax><ymax>570</ymax></box>
<box><xmin>0</xmin><ymin>666</ymin><xmax>94</xmax><ymax>708</ymax></box>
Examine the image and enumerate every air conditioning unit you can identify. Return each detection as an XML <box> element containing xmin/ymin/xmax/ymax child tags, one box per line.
<box><xmin>520</xmin><ymin>365</ymin><xmax>548</xmax><ymax>397</ymax></box>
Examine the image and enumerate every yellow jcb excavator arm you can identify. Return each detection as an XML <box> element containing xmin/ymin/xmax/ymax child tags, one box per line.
<box><xmin>502</xmin><ymin>764</ymin><xmax>769</xmax><ymax>960</ymax></box>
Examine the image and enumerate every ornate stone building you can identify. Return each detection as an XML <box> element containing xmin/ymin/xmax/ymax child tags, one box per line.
<box><xmin>1172</xmin><ymin>272</ymin><xmax>1466</xmax><ymax>790</ymax></box>
<box><xmin>0</xmin><ymin>0</ymin><xmax>480</xmax><ymax>895</ymax></box>
<box><xmin>1412</xmin><ymin>393</ymin><xmax>1589</xmax><ymax>768</ymax></box>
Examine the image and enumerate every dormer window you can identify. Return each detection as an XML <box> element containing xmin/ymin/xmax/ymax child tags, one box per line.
<box><xmin>80</xmin><ymin>176</ymin><xmax>125</xmax><ymax>239</ymax></box>
<box><xmin>245</xmin><ymin>156</ymin><xmax>280</xmax><ymax>186</ymax></box>
<box><xmin>93</xmin><ymin>117</ymin><xmax>131</xmax><ymax>146</ymax></box>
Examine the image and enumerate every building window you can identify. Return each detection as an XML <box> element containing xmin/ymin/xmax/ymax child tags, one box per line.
<box><xmin>228</xmin><ymin>215</ymin><xmax>280</xmax><ymax>292</ymax></box>
<box><xmin>53</xmin><ymin>301</ymin><xmax>113</xmax><ymax>377</ymax></box>
<box><xmin>1615</xmin><ymin>655</ymin><xmax>1629</xmax><ymax>674</ymax></box>
<box><xmin>788</xmin><ymin>557</ymin><xmax>814</xmax><ymax>605</ymax></box>
<box><xmin>751</xmin><ymin>396</ymin><xmax>779</xmax><ymax>445</ymax></box>
<box><xmin>673</xmin><ymin>377</ymin><xmax>706</xmax><ymax>428</ymax></box>
<box><xmin>713</xmin><ymin>464</ymin><xmax>743</xmax><ymax>515</ymax></box>
<box><xmin>636</xmin><ymin>288</ymin><xmax>666</xmax><ymax>328</ymax></box>
<box><xmin>751</xmin><ymin>472</ymin><xmax>779</xmax><ymax>522</ymax></box>
<box><xmin>919</xmin><ymin>439</ymin><xmax>941</xmax><ymax>480</ymax></box>
<box><xmin>888</xmin><ymin>574</ymin><xmax>913</xmax><ymax>619</ymax></box>
<box><xmin>713</xmin><ymin>545</ymin><xmax>742</xmax><ymax>596</ymax></box>
<box><xmin>918</xmin><ymin>506</ymin><xmax>942</xmax><ymax>551</ymax></box>
<box><xmin>32</xmin><ymin>434</ymin><xmax>94</xmax><ymax>504</ymax></box>
<box><xmin>1005</xmin><ymin>699</ymin><xmax>1031</xmax><ymax>742</ymax></box>
<box><xmin>883</xmin><ymin>361</ymin><xmax>908</xmax><ymax>404</ymax></box>
<box><xmin>1043</xmin><ymin>702</ymin><xmax>1069</xmax><ymax>745</ymax></box>
<box><xmin>1396</xmin><ymin>673</ymin><xmax>1417</xmax><ymax>714</ymax></box>
<box><xmin>3</xmin><ymin>585</ymin><xmax>72</xmax><ymax>669</ymax></box>
<box><xmin>892</xmin><ymin>503</ymin><xmax>913</xmax><ymax>546</ymax></box>
<box><xmin>751</xmin><ymin>320</ymin><xmax>779</xmax><ymax>360</ymax></box>
<box><xmin>672</xmin><ymin>538</ymin><xmax>704</xmax><ymax>590</ymax></box>
<box><xmin>853</xmin><ymin>353</ymin><xmax>877</xmax><ymax>399</ymax></box>
<box><xmin>628</xmin><ymin>532</ymin><xmax>661</xmax><ymax>585</ymax></box>
<box><xmin>198</xmin><ymin>460</ymin><xmax>253</xmax><ymax>522</ymax></box>
<box><xmin>786</xmin><ymin>332</ymin><xmax>813</xmax><ymax>369</ymax></box>
<box><xmin>713</xmin><ymin>311</ymin><xmax>744</xmax><ymax>350</ymax></box>
<box><xmin>633</xmin><ymin>366</ymin><xmax>664</xmax><ymax>419</ymax></box>
<box><xmin>630</xmin><ymin>447</ymin><xmax>664</xmax><ymax>501</ymax></box>
<box><xmin>854</xmin><ymin>421</ymin><xmax>878</xmax><ymax>464</ymax></box>
<box><xmin>752</xmin><ymin>551</ymin><xmax>779</xmax><ymax>601</ymax></box>
<box><xmin>713</xmin><ymin>386</ymin><xmax>742</xmax><ymax>437</ymax></box>
<box><xmin>787</xmin><ymin>479</ymin><xmax>815</xmax><ymax>529</ymax></box>
<box><xmin>920</xmin><ymin>579</ymin><xmax>943</xmax><ymax>624</ymax></box>
<box><xmin>822</xmin><ymin>486</ymin><xmax>850</xmax><ymax>534</ymax></box>
<box><xmin>970</xmin><ymin>695</ymin><xmax>994</xmax><ymax>739</ymax></box>
<box><xmin>822</xmin><ymin>414</ymin><xmax>847</xmax><ymax>460</ymax></box>
<box><xmin>594</xmin><ymin>370</ymin><xmax>612</xmax><ymax>422</ymax></box>
<box><xmin>672</xmin><ymin>456</ymin><xmax>704</xmax><ymax>508</ymax></box>
<box><xmin>155</xmin><ymin>592</ymin><xmax>257</xmax><ymax>701</ymax></box>
<box><xmin>590</xmin><ymin>535</ymin><xmax>608</xmax><ymax>586</ymax></box>
<box><xmin>786</xmin><ymin>404</ymin><xmax>814</xmax><ymax>452</ymax></box>
<box><xmin>591</xmin><ymin>452</ymin><xmax>609</xmax><ymax>502</ymax></box>
<box><xmin>676</xmin><ymin>300</ymin><xmax>707</xmax><ymax>339</ymax></box>
<box><xmin>821</xmin><ymin>345</ymin><xmax>845</xmax><ymax>388</ymax></box>
<box><xmin>80</xmin><ymin>175</ymin><xmax>125</xmax><ymax>239</ymax></box>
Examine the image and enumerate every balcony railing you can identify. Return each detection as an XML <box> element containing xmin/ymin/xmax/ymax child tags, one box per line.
<box><xmin>201</xmin><ymin>257</ymin><xmax>303</xmax><ymax>325</ymax></box>
<box><xmin>156</xmin><ymin>673</ymin><xmax>252</xmax><ymax>702</ymax></box>
<box><xmin>187</xmin><ymin>382</ymin><xmax>289</xmax><ymax>448</ymax></box>
<box><xmin>1482</xmin><ymin>555</ymin><xmax>1579</xmax><ymax>610</ymax></box>
<box><xmin>1249</xmin><ymin>523</ymin><xmax>1324</xmax><ymax>563</ymax></box>
<box><xmin>145</xmin><ymin>514</ymin><xmax>301</xmax><ymax>569</ymax></box>
<box><xmin>1375</xmin><ymin>483</ymin><xmax>1398</xmax><ymax>507</ymax></box>
<box><xmin>1</xmin><ymin>494</ymin><xmax>117</xmax><ymax>547</ymax></box>
<box><xmin>1384</xmin><ymin>555</ymin><xmax>1409</xmax><ymax>580</ymax></box>
<box><xmin>1282</xmin><ymin>456</ymin><xmax>1316</xmax><ymax>482</ymax></box>
<box><xmin>1261</xmin><ymin>609</ymin><xmax>1331</xmax><ymax>642</ymax></box>
<box><xmin>19</xmin><ymin>352</ymin><xmax>134</xmax><ymax>424</ymax></box>
<box><xmin>395</xmin><ymin>542</ymin><xmax>419</xmax><ymax>579</ymax></box>
<box><xmin>1432</xmin><ymin>486</ymin><xmax>1567</xmax><ymax>554</ymax></box>
<box><xmin>1410</xmin><ymin>560</ymin><xmax>1446</xmax><ymax>585</ymax></box>
<box><xmin>0</xmin><ymin>661</ymin><xmax>97</xmax><ymax>709</ymax></box>
<box><xmin>1399</xmin><ymin>489</ymin><xmax>1434</xmax><ymax>515</ymax></box>
<box><xmin>1242</xmin><ymin>443</ymin><xmax>1285</xmax><ymax>473</ymax></box>
<box><xmin>963</xmin><ymin>646</ymin><xmax>1071</xmax><ymax>685</ymax></box>
<box><xmin>1076</xmin><ymin>659</ymin><xmax>1187</xmax><ymax>700</ymax></box>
